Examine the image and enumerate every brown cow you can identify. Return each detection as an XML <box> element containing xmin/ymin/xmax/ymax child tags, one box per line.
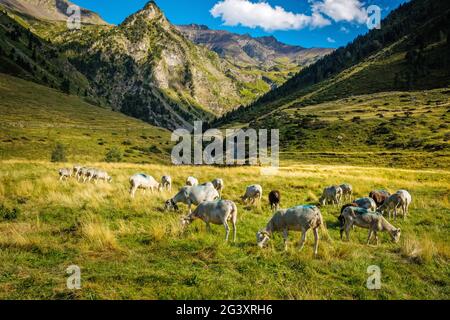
<box><xmin>369</xmin><ymin>190</ymin><xmax>391</xmax><ymax>207</ymax></box>
<box><xmin>268</xmin><ymin>190</ymin><xmax>281</xmax><ymax>211</ymax></box>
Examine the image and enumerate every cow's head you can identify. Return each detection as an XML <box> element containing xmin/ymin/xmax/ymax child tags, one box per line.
<box><xmin>164</xmin><ymin>199</ymin><xmax>179</xmax><ymax>211</ymax></box>
<box><xmin>391</xmin><ymin>228</ymin><xmax>401</xmax><ymax>243</ymax></box>
<box><xmin>256</xmin><ymin>230</ymin><xmax>270</xmax><ymax>248</ymax></box>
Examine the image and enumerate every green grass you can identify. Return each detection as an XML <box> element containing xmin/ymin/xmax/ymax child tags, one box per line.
<box><xmin>0</xmin><ymin>161</ymin><xmax>448</xmax><ymax>299</ymax></box>
<box><xmin>253</xmin><ymin>88</ymin><xmax>450</xmax><ymax>169</ymax></box>
<box><xmin>0</xmin><ymin>73</ymin><xmax>172</xmax><ymax>163</ymax></box>
<box><xmin>0</xmin><ymin>73</ymin><xmax>448</xmax><ymax>300</ymax></box>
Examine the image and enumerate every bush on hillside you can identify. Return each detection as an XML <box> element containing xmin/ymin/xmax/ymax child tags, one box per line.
<box><xmin>0</xmin><ymin>204</ymin><xmax>20</xmax><ymax>221</ymax></box>
<box><xmin>105</xmin><ymin>147</ymin><xmax>122</xmax><ymax>163</ymax></box>
<box><xmin>51</xmin><ymin>143</ymin><xmax>67</xmax><ymax>162</ymax></box>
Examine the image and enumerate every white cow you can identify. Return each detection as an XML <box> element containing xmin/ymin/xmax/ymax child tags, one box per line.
<box><xmin>242</xmin><ymin>184</ymin><xmax>263</xmax><ymax>205</ymax></box>
<box><xmin>181</xmin><ymin>200</ymin><xmax>237</xmax><ymax>242</ymax></box>
<box><xmin>161</xmin><ymin>175</ymin><xmax>172</xmax><ymax>191</ymax></box>
<box><xmin>256</xmin><ymin>205</ymin><xmax>323</xmax><ymax>255</ymax></box>
<box><xmin>165</xmin><ymin>184</ymin><xmax>219</xmax><ymax>214</ymax></box>
<box><xmin>129</xmin><ymin>174</ymin><xmax>161</xmax><ymax>198</ymax></box>
<box><xmin>186</xmin><ymin>176</ymin><xmax>198</xmax><ymax>187</ymax></box>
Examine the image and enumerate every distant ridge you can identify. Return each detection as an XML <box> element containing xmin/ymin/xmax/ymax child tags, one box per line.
<box><xmin>176</xmin><ymin>23</ymin><xmax>333</xmax><ymax>67</ymax></box>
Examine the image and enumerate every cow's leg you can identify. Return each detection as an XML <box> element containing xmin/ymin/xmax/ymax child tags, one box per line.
<box><xmin>340</xmin><ymin>222</ymin><xmax>345</xmax><ymax>240</ymax></box>
<box><xmin>223</xmin><ymin>221</ymin><xmax>230</xmax><ymax>242</ymax></box>
<box><xmin>232</xmin><ymin>221</ymin><xmax>236</xmax><ymax>243</ymax></box>
<box><xmin>367</xmin><ymin>229</ymin><xmax>373</xmax><ymax>245</ymax></box>
<box><xmin>313</xmin><ymin>228</ymin><xmax>319</xmax><ymax>256</ymax></box>
<box><xmin>298</xmin><ymin>229</ymin><xmax>307</xmax><ymax>250</ymax></box>
<box><xmin>283</xmin><ymin>229</ymin><xmax>289</xmax><ymax>251</ymax></box>
<box><xmin>130</xmin><ymin>185</ymin><xmax>135</xmax><ymax>198</ymax></box>
<box><xmin>345</xmin><ymin>222</ymin><xmax>352</xmax><ymax>241</ymax></box>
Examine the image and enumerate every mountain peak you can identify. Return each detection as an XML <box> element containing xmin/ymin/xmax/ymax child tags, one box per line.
<box><xmin>121</xmin><ymin>0</ymin><xmax>166</xmax><ymax>27</ymax></box>
<box><xmin>0</xmin><ymin>0</ymin><xmax>108</xmax><ymax>24</ymax></box>
<box><xmin>142</xmin><ymin>0</ymin><xmax>159</xmax><ymax>11</ymax></box>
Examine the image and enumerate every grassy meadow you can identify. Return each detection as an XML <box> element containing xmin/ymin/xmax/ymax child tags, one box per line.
<box><xmin>0</xmin><ymin>74</ymin><xmax>172</xmax><ymax>163</ymax></box>
<box><xmin>0</xmin><ymin>72</ymin><xmax>449</xmax><ymax>299</ymax></box>
<box><xmin>0</xmin><ymin>160</ymin><xmax>448</xmax><ymax>299</ymax></box>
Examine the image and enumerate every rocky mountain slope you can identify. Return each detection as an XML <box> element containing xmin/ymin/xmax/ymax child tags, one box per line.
<box><xmin>0</xmin><ymin>0</ymin><xmax>334</xmax><ymax>129</ymax></box>
<box><xmin>177</xmin><ymin>24</ymin><xmax>332</xmax><ymax>68</ymax></box>
<box><xmin>1</xmin><ymin>0</ymin><xmax>329</xmax><ymax>130</ymax></box>
<box><xmin>53</xmin><ymin>1</ymin><xmax>271</xmax><ymax>129</ymax></box>
<box><xmin>0</xmin><ymin>0</ymin><xmax>108</xmax><ymax>24</ymax></box>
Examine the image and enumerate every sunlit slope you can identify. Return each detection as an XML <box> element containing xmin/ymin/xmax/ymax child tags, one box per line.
<box><xmin>0</xmin><ymin>73</ymin><xmax>172</xmax><ymax>162</ymax></box>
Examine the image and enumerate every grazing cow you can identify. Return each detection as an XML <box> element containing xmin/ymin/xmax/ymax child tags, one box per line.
<box><xmin>338</xmin><ymin>198</ymin><xmax>376</xmax><ymax>239</ymax></box>
<box><xmin>319</xmin><ymin>186</ymin><xmax>343</xmax><ymax>206</ymax></box>
<box><xmin>242</xmin><ymin>184</ymin><xmax>263</xmax><ymax>205</ymax></box>
<box><xmin>181</xmin><ymin>200</ymin><xmax>237</xmax><ymax>242</ymax></box>
<box><xmin>340</xmin><ymin>206</ymin><xmax>401</xmax><ymax>245</ymax></box>
<box><xmin>369</xmin><ymin>190</ymin><xmax>391</xmax><ymax>207</ymax></box>
<box><xmin>352</xmin><ymin>197</ymin><xmax>377</xmax><ymax>211</ymax></box>
<box><xmin>77</xmin><ymin>167</ymin><xmax>89</xmax><ymax>182</ymax></box>
<box><xmin>186</xmin><ymin>176</ymin><xmax>198</xmax><ymax>187</ymax></box>
<box><xmin>164</xmin><ymin>184</ymin><xmax>219</xmax><ymax>214</ymax></box>
<box><xmin>211</xmin><ymin>178</ymin><xmax>224</xmax><ymax>196</ymax></box>
<box><xmin>73</xmin><ymin>165</ymin><xmax>83</xmax><ymax>177</ymax></box>
<box><xmin>83</xmin><ymin>168</ymin><xmax>97</xmax><ymax>183</ymax></box>
<box><xmin>268</xmin><ymin>190</ymin><xmax>281</xmax><ymax>211</ymax></box>
<box><xmin>256</xmin><ymin>205</ymin><xmax>323</xmax><ymax>256</ymax></box>
<box><xmin>379</xmin><ymin>190</ymin><xmax>411</xmax><ymax>219</ymax></box>
<box><xmin>59</xmin><ymin>168</ymin><xmax>73</xmax><ymax>181</ymax></box>
<box><xmin>129</xmin><ymin>174</ymin><xmax>161</xmax><ymax>197</ymax></box>
<box><xmin>396</xmin><ymin>190</ymin><xmax>412</xmax><ymax>218</ymax></box>
<box><xmin>92</xmin><ymin>170</ymin><xmax>112</xmax><ymax>183</ymax></box>
<box><xmin>161</xmin><ymin>175</ymin><xmax>172</xmax><ymax>191</ymax></box>
<box><xmin>340</xmin><ymin>184</ymin><xmax>353</xmax><ymax>202</ymax></box>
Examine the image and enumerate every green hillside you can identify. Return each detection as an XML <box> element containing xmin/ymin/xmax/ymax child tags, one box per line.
<box><xmin>216</xmin><ymin>0</ymin><xmax>450</xmax><ymax>125</ymax></box>
<box><xmin>0</xmin><ymin>73</ymin><xmax>172</xmax><ymax>163</ymax></box>
<box><xmin>0</xmin><ymin>8</ymin><xmax>106</xmax><ymax>105</ymax></box>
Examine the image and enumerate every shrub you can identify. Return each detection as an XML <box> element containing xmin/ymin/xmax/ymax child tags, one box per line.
<box><xmin>105</xmin><ymin>147</ymin><xmax>122</xmax><ymax>163</ymax></box>
<box><xmin>0</xmin><ymin>204</ymin><xmax>20</xmax><ymax>221</ymax></box>
<box><xmin>147</xmin><ymin>145</ymin><xmax>162</xmax><ymax>154</ymax></box>
<box><xmin>51</xmin><ymin>143</ymin><xmax>67</xmax><ymax>162</ymax></box>
<box><xmin>122</xmin><ymin>139</ymin><xmax>132</xmax><ymax>146</ymax></box>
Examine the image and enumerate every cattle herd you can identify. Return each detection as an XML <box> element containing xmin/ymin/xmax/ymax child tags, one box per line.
<box><xmin>58</xmin><ymin>165</ymin><xmax>413</xmax><ymax>256</ymax></box>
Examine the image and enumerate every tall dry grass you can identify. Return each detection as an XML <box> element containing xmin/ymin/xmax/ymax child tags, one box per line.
<box><xmin>80</xmin><ymin>214</ymin><xmax>118</xmax><ymax>251</ymax></box>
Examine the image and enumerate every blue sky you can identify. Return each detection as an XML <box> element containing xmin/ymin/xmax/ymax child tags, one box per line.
<box><xmin>72</xmin><ymin>0</ymin><xmax>408</xmax><ymax>48</ymax></box>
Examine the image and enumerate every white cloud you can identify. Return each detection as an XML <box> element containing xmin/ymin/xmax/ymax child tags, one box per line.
<box><xmin>210</xmin><ymin>0</ymin><xmax>331</xmax><ymax>31</ymax></box>
<box><xmin>340</xmin><ymin>26</ymin><xmax>350</xmax><ymax>33</ymax></box>
<box><xmin>311</xmin><ymin>0</ymin><xmax>368</xmax><ymax>24</ymax></box>
<box><xmin>327</xmin><ymin>37</ymin><xmax>336</xmax><ymax>43</ymax></box>
<box><xmin>210</xmin><ymin>0</ymin><xmax>370</xmax><ymax>32</ymax></box>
